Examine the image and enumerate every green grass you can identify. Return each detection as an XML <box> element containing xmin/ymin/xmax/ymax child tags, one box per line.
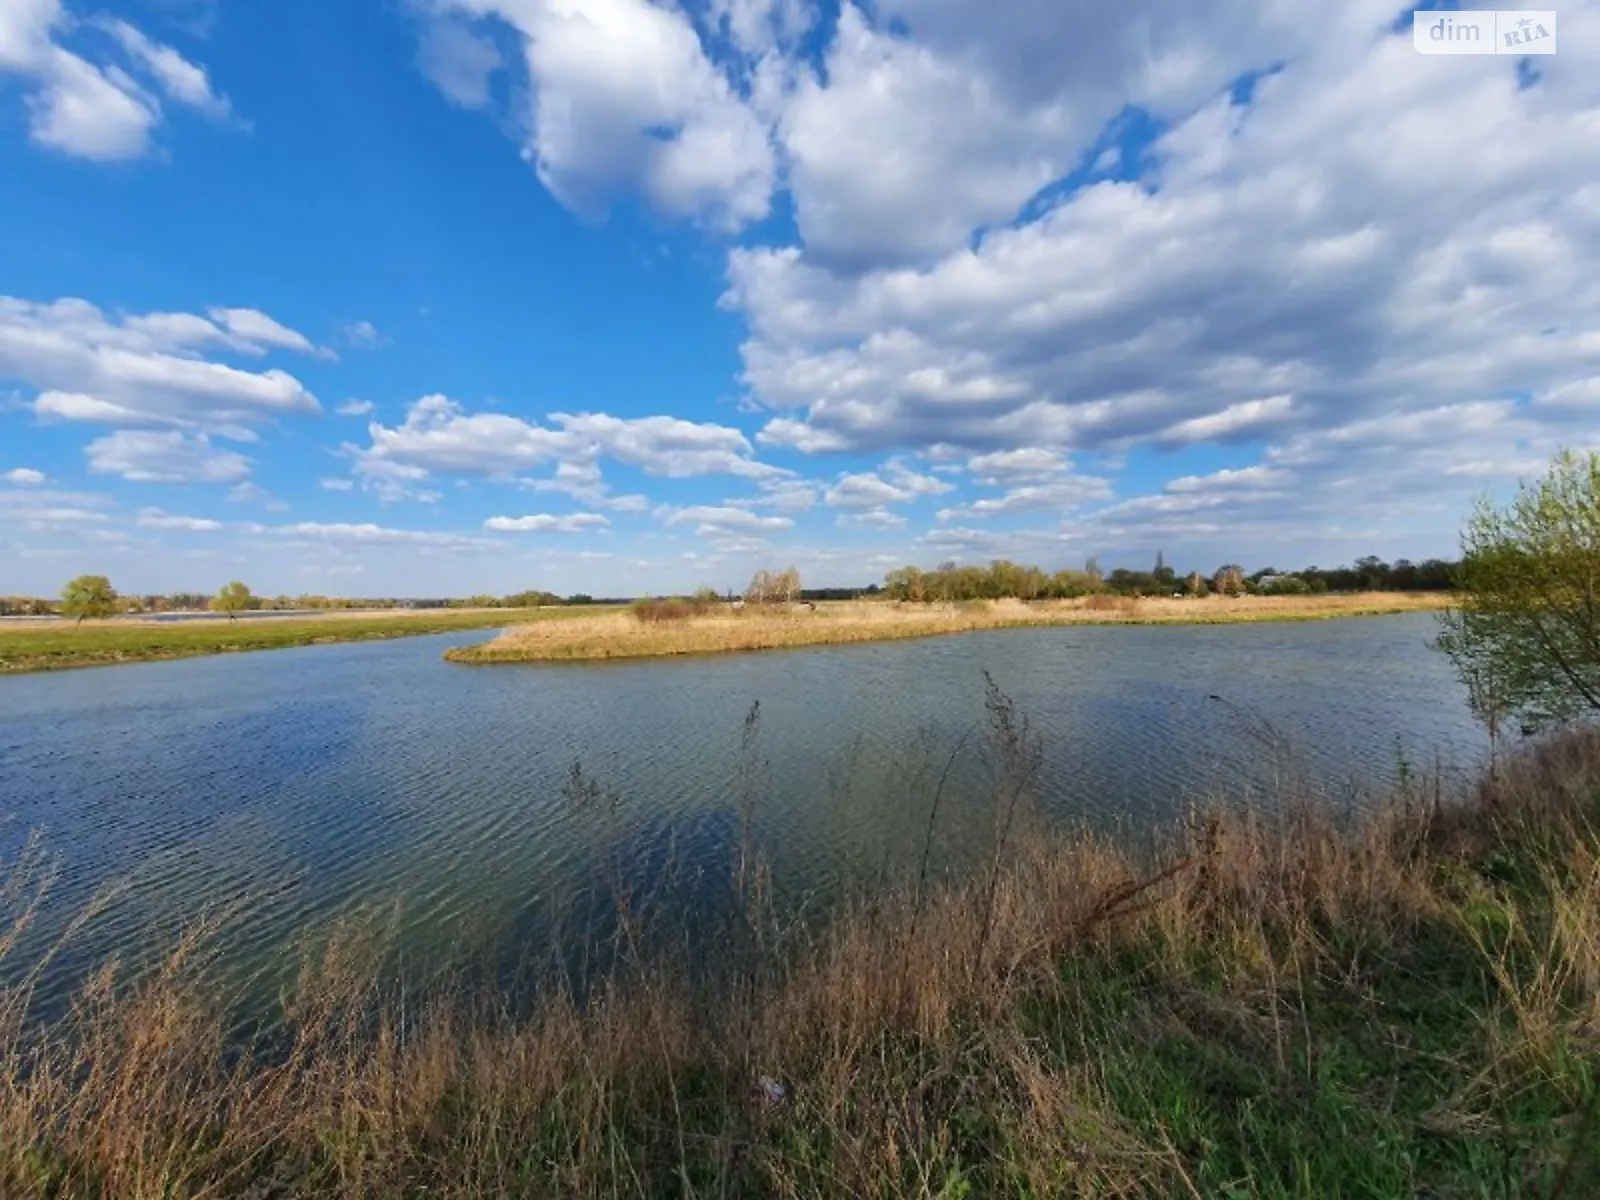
<box><xmin>0</xmin><ymin>608</ymin><xmax>605</xmax><ymax>674</ymax></box>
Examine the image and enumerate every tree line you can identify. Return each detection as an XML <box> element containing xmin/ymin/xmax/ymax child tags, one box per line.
<box><xmin>882</xmin><ymin>554</ymin><xmax>1459</xmax><ymax>602</ymax></box>
<box><xmin>0</xmin><ymin>586</ymin><xmax>633</xmax><ymax>619</ymax></box>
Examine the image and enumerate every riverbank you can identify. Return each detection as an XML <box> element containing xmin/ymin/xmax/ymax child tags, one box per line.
<box><xmin>0</xmin><ymin>607</ymin><xmax>602</xmax><ymax>674</ymax></box>
<box><xmin>447</xmin><ymin>592</ymin><xmax>1453</xmax><ymax>664</ymax></box>
<box><xmin>2</xmin><ymin>720</ymin><xmax>1595</xmax><ymax>1197</ymax></box>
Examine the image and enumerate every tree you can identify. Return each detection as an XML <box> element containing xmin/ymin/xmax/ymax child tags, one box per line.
<box><xmin>1212</xmin><ymin>564</ymin><xmax>1246</xmax><ymax>597</ymax></box>
<box><xmin>1437</xmin><ymin>449</ymin><xmax>1600</xmax><ymax>729</ymax></box>
<box><xmin>745</xmin><ymin>569</ymin><xmax>774</xmax><ymax>604</ymax></box>
<box><xmin>61</xmin><ymin>575</ymin><xmax>119</xmax><ymax>626</ymax></box>
<box><xmin>211</xmin><ymin>580</ymin><xmax>258</xmax><ymax>621</ymax></box>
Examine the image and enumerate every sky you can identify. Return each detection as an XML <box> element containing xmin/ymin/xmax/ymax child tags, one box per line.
<box><xmin>1</xmin><ymin>0</ymin><xmax>1598</xmax><ymax>599</ymax></box>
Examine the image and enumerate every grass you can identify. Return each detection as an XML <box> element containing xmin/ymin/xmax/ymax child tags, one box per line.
<box><xmin>0</xmin><ymin>691</ymin><xmax>1596</xmax><ymax>1198</ymax></box>
<box><xmin>0</xmin><ymin>607</ymin><xmax>606</xmax><ymax>674</ymax></box>
<box><xmin>447</xmin><ymin>592</ymin><xmax>1454</xmax><ymax>665</ymax></box>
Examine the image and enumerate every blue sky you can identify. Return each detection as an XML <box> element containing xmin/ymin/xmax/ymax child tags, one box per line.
<box><xmin>2</xmin><ymin>0</ymin><xmax>1598</xmax><ymax>598</ymax></box>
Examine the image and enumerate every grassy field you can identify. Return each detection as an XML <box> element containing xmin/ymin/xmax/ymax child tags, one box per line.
<box><xmin>0</xmin><ymin>703</ymin><xmax>1596</xmax><ymax>1198</ymax></box>
<box><xmin>0</xmin><ymin>607</ymin><xmax>605</xmax><ymax>674</ymax></box>
<box><xmin>448</xmin><ymin>592</ymin><xmax>1454</xmax><ymax>665</ymax></box>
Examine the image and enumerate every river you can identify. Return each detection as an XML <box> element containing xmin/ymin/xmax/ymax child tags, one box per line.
<box><xmin>0</xmin><ymin>613</ymin><xmax>1484</xmax><ymax>1007</ymax></box>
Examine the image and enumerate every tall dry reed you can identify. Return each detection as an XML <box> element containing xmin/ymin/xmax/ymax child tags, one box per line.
<box><xmin>1</xmin><ymin>705</ymin><xmax>1597</xmax><ymax>1197</ymax></box>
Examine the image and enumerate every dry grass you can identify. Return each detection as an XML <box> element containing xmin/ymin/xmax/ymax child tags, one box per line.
<box><xmin>447</xmin><ymin>592</ymin><xmax>1453</xmax><ymax>664</ymax></box>
<box><xmin>1</xmin><ymin>697</ymin><xmax>1597</xmax><ymax>1197</ymax></box>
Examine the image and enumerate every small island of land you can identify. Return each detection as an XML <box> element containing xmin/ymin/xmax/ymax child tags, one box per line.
<box><xmin>446</xmin><ymin>591</ymin><xmax>1453</xmax><ymax>665</ymax></box>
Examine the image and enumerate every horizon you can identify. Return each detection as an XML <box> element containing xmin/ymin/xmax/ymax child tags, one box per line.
<box><xmin>4</xmin><ymin>1</ymin><xmax>1598</xmax><ymax>597</ymax></box>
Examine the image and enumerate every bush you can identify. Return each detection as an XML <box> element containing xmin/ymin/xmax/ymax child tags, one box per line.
<box><xmin>629</xmin><ymin>595</ymin><xmax>717</xmax><ymax>623</ymax></box>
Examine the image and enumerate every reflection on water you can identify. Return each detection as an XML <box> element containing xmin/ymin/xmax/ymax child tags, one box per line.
<box><xmin>0</xmin><ymin>613</ymin><xmax>1483</xmax><ymax>1007</ymax></box>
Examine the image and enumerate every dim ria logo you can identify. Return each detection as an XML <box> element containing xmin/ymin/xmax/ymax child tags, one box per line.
<box><xmin>1414</xmin><ymin>10</ymin><xmax>1557</xmax><ymax>54</ymax></box>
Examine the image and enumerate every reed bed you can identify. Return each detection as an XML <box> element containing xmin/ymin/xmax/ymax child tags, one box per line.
<box><xmin>0</xmin><ymin>691</ymin><xmax>1596</xmax><ymax>1198</ymax></box>
<box><xmin>447</xmin><ymin>592</ymin><xmax>1453</xmax><ymax>664</ymax></box>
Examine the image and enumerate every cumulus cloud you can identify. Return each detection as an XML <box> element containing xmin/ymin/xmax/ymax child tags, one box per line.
<box><xmin>417</xmin><ymin>16</ymin><xmax>502</xmax><ymax>108</ymax></box>
<box><xmin>522</xmin><ymin>460</ymin><xmax>648</xmax><ymax>511</ymax></box>
<box><xmin>824</xmin><ymin>460</ymin><xmax>953</xmax><ymax>509</ymax></box>
<box><xmin>1</xmin><ymin>2</ymin><xmax>237</xmax><ymax>160</ymax></box>
<box><xmin>4</xmin><ymin>467</ymin><xmax>47</xmax><ymax>485</ymax></box>
<box><xmin>551</xmin><ymin>411</ymin><xmax>786</xmax><ymax>480</ymax></box>
<box><xmin>350</xmin><ymin>395</ymin><xmax>787</xmax><ymax>509</ymax></box>
<box><xmin>484</xmin><ymin>512</ymin><xmax>610</xmax><ymax>533</ymax></box>
<box><xmin>717</xmin><ymin>0</ymin><xmax>1600</xmax><ymax>562</ymax></box>
<box><xmin>3</xmin><ymin>296</ymin><xmax>321</xmax><ymax>431</ymax></box>
<box><xmin>965</xmin><ymin>449</ymin><xmax>1071</xmax><ymax>486</ymax></box>
<box><xmin>86</xmin><ymin>430</ymin><xmax>252</xmax><ymax>483</ymax></box>
<box><xmin>421</xmin><ymin>0</ymin><xmax>775</xmax><ymax>229</ymax></box>
<box><xmin>337</xmin><ymin>399</ymin><xmax>377</xmax><ymax>417</ymax></box>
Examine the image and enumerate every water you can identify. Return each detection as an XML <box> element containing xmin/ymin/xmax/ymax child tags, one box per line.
<box><xmin>0</xmin><ymin>613</ymin><xmax>1483</xmax><ymax>1007</ymax></box>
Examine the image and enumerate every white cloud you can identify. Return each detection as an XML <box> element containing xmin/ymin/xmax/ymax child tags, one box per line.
<box><xmin>361</xmin><ymin>393</ymin><xmax>574</xmax><ymax>476</ymax></box>
<box><xmin>824</xmin><ymin>461</ymin><xmax>953</xmax><ymax>509</ymax></box>
<box><xmin>3</xmin><ymin>296</ymin><xmax>321</xmax><ymax>431</ymax></box>
<box><xmin>207</xmin><ymin>307</ymin><xmax>318</xmax><ymax>357</ymax></box>
<box><xmin>136</xmin><ymin>508</ymin><xmax>222</xmax><ymax>531</ymax></box>
<box><xmin>522</xmin><ymin>459</ymin><xmax>648</xmax><ymax>511</ymax></box>
<box><xmin>319</xmin><ymin>477</ymin><xmax>355</xmax><ymax>491</ymax></box>
<box><xmin>1166</xmin><ymin>466</ymin><xmax>1291</xmax><ymax>493</ymax></box>
<box><xmin>551</xmin><ymin>411</ymin><xmax>785</xmax><ymax>479</ymax></box>
<box><xmin>745</xmin><ymin>480</ymin><xmax>818</xmax><ymax>512</ymax></box>
<box><xmin>837</xmin><ymin>508</ymin><xmax>906</xmax><ymax>529</ymax></box>
<box><xmin>663</xmin><ymin>505</ymin><xmax>793</xmax><ymax>536</ymax></box>
<box><xmin>342</xmin><ymin>320</ymin><xmax>388</xmax><ymax>350</ymax></box>
<box><xmin>337</xmin><ymin>398</ymin><xmax>376</xmax><ymax>417</ymax></box>
<box><xmin>4</xmin><ymin>467</ymin><xmax>47</xmax><ymax>485</ymax></box>
<box><xmin>825</xmin><ymin>472</ymin><xmax>914</xmax><ymax>509</ymax></box>
<box><xmin>352</xmin><ymin>397</ymin><xmax>786</xmax><ymax>509</ymax></box>
<box><xmin>86</xmin><ymin>430</ymin><xmax>252</xmax><ymax>483</ymax></box>
<box><xmin>718</xmin><ymin>0</ymin><xmax>1600</xmax><ymax>546</ymax></box>
<box><xmin>1</xmin><ymin>3</ymin><xmax>236</xmax><ymax>160</ymax></box>
<box><xmin>937</xmin><ymin>475</ymin><xmax>1113</xmax><ymax>521</ymax></box>
<box><xmin>227</xmin><ymin>481</ymin><xmax>289</xmax><ymax>511</ymax></box>
<box><xmin>266</xmin><ymin>521</ymin><xmax>499</xmax><ymax>553</ymax></box>
<box><xmin>484</xmin><ymin>512</ymin><xmax>610</xmax><ymax>533</ymax></box>
<box><xmin>100</xmin><ymin>18</ymin><xmax>233</xmax><ymax>121</ymax></box>
<box><xmin>966</xmin><ymin>448</ymin><xmax>1070</xmax><ymax>485</ymax></box>
<box><xmin>1155</xmin><ymin>396</ymin><xmax>1297</xmax><ymax>446</ymax></box>
<box><xmin>0</xmin><ymin>486</ymin><xmax>110</xmax><ymax>533</ymax></box>
<box><xmin>779</xmin><ymin>3</ymin><xmax>1074</xmax><ymax>270</ymax></box>
<box><xmin>417</xmin><ymin>16</ymin><xmax>502</xmax><ymax>108</ymax></box>
<box><xmin>423</xmin><ymin>0</ymin><xmax>775</xmax><ymax>229</ymax></box>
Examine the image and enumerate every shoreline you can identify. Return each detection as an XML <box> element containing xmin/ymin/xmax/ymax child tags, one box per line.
<box><xmin>4</xmin><ymin>721</ymin><xmax>1594</xmax><ymax>1195</ymax></box>
<box><xmin>0</xmin><ymin>608</ymin><xmax>601</xmax><ymax>675</ymax></box>
<box><xmin>446</xmin><ymin>592</ymin><xmax>1453</xmax><ymax>666</ymax></box>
